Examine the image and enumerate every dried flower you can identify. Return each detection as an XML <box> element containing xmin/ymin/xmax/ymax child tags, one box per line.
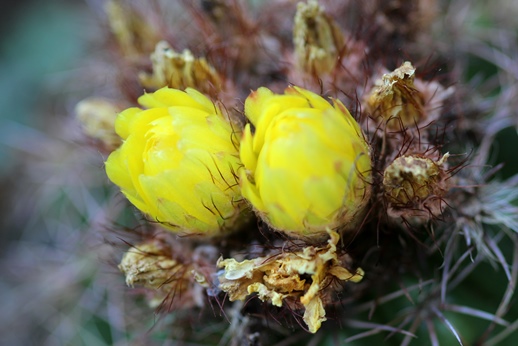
<box><xmin>75</xmin><ymin>97</ymin><xmax>123</xmax><ymax>151</ymax></box>
<box><xmin>383</xmin><ymin>153</ymin><xmax>450</xmax><ymax>220</ymax></box>
<box><xmin>239</xmin><ymin>86</ymin><xmax>371</xmax><ymax>240</ymax></box>
<box><xmin>119</xmin><ymin>241</ymin><xmax>182</xmax><ymax>290</ymax></box>
<box><xmin>217</xmin><ymin>229</ymin><xmax>364</xmax><ymax>333</ymax></box>
<box><xmin>139</xmin><ymin>41</ymin><xmax>222</xmax><ymax>95</ymax></box>
<box><xmin>105</xmin><ymin>0</ymin><xmax>160</xmax><ymax>58</ymax></box>
<box><xmin>366</xmin><ymin>61</ymin><xmax>425</xmax><ymax>131</ymax></box>
<box><xmin>119</xmin><ymin>238</ymin><xmax>210</xmax><ymax>309</ymax></box>
<box><xmin>365</xmin><ymin>61</ymin><xmax>454</xmax><ymax>134</ymax></box>
<box><xmin>105</xmin><ymin>87</ymin><xmax>247</xmax><ymax>236</ymax></box>
<box><xmin>293</xmin><ymin>0</ymin><xmax>345</xmax><ymax>75</ymax></box>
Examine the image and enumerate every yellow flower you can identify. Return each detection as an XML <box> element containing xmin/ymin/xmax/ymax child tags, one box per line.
<box><xmin>240</xmin><ymin>86</ymin><xmax>371</xmax><ymax>240</ymax></box>
<box><xmin>105</xmin><ymin>87</ymin><xmax>246</xmax><ymax>236</ymax></box>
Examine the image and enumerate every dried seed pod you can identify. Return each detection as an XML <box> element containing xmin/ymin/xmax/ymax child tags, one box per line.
<box><xmin>139</xmin><ymin>41</ymin><xmax>223</xmax><ymax>95</ymax></box>
<box><xmin>293</xmin><ymin>0</ymin><xmax>345</xmax><ymax>75</ymax></box>
<box><xmin>118</xmin><ymin>240</ymin><xmax>197</xmax><ymax>309</ymax></box>
<box><xmin>383</xmin><ymin>153</ymin><xmax>450</xmax><ymax>220</ymax></box>
<box><xmin>119</xmin><ymin>242</ymin><xmax>182</xmax><ymax>290</ymax></box>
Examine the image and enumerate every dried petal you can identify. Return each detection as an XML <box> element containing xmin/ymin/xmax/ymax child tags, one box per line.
<box><xmin>105</xmin><ymin>0</ymin><xmax>159</xmax><ymax>58</ymax></box>
<box><xmin>383</xmin><ymin>153</ymin><xmax>450</xmax><ymax>220</ymax></box>
<box><xmin>366</xmin><ymin>61</ymin><xmax>425</xmax><ymax>131</ymax></box>
<box><xmin>293</xmin><ymin>0</ymin><xmax>345</xmax><ymax>75</ymax></box>
<box><xmin>139</xmin><ymin>41</ymin><xmax>222</xmax><ymax>94</ymax></box>
<box><xmin>217</xmin><ymin>229</ymin><xmax>364</xmax><ymax>333</ymax></box>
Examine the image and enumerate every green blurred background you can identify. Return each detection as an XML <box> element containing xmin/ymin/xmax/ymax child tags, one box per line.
<box><xmin>0</xmin><ymin>1</ymin><xmax>127</xmax><ymax>344</ymax></box>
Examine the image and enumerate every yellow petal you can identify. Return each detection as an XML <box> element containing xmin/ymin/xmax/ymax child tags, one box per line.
<box><xmin>114</xmin><ymin>107</ymin><xmax>142</xmax><ymax>139</ymax></box>
<box><xmin>244</xmin><ymin>87</ymin><xmax>273</xmax><ymax>125</ymax></box>
<box><xmin>240</xmin><ymin>124</ymin><xmax>257</xmax><ymax>174</ymax></box>
<box><xmin>138</xmin><ymin>87</ymin><xmax>206</xmax><ymax>110</ymax></box>
<box><xmin>289</xmin><ymin>86</ymin><xmax>332</xmax><ymax>111</ymax></box>
<box><xmin>239</xmin><ymin>169</ymin><xmax>265</xmax><ymax>212</ymax></box>
<box><xmin>105</xmin><ymin>87</ymin><xmax>246</xmax><ymax>236</ymax></box>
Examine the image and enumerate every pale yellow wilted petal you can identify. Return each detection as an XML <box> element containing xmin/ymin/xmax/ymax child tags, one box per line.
<box><xmin>303</xmin><ymin>296</ymin><xmax>326</xmax><ymax>334</ymax></box>
<box><xmin>218</xmin><ymin>229</ymin><xmax>363</xmax><ymax>333</ymax></box>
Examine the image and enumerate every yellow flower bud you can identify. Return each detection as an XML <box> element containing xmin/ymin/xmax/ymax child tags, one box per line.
<box><xmin>105</xmin><ymin>87</ymin><xmax>247</xmax><ymax>236</ymax></box>
<box><xmin>293</xmin><ymin>0</ymin><xmax>345</xmax><ymax>75</ymax></box>
<box><xmin>239</xmin><ymin>86</ymin><xmax>371</xmax><ymax>240</ymax></box>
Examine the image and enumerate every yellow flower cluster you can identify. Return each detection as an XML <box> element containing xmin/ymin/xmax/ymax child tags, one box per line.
<box><xmin>106</xmin><ymin>86</ymin><xmax>372</xmax><ymax>240</ymax></box>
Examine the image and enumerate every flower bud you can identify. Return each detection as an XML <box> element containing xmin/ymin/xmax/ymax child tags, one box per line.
<box><xmin>139</xmin><ymin>41</ymin><xmax>222</xmax><ymax>95</ymax></box>
<box><xmin>105</xmin><ymin>87</ymin><xmax>247</xmax><ymax>236</ymax></box>
<box><xmin>239</xmin><ymin>86</ymin><xmax>371</xmax><ymax>240</ymax></box>
<box><xmin>75</xmin><ymin>97</ymin><xmax>123</xmax><ymax>151</ymax></box>
<box><xmin>293</xmin><ymin>0</ymin><xmax>345</xmax><ymax>75</ymax></box>
<box><xmin>383</xmin><ymin>153</ymin><xmax>450</xmax><ymax>220</ymax></box>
